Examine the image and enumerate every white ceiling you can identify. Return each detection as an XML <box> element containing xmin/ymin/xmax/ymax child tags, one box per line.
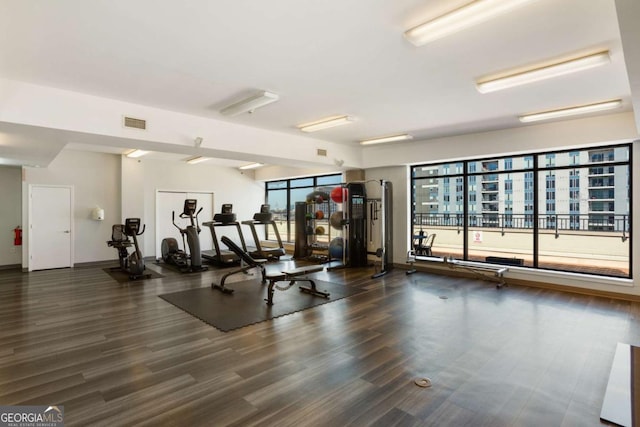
<box><xmin>0</xmin><ymin>0</ymin><xmax>636</xmax><ymax>167</ymax></box>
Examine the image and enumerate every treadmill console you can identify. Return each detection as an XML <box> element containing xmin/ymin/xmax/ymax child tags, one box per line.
<box><xmin>254</xmin><ymin>204</ymin><xmax>273</xmax><ymax>222</ymax></box>
<box><xmin>214</xmin><ymin>204</ymin><xmax>236</xmax><ymax>223</ymax></box>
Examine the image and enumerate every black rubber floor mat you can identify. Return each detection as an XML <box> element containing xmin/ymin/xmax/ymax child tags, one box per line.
<box><xmin>102</xmin><ymin>267</ymin><xmax>164</xmax><ymax>283</ymax></box>
<box><xmin>158</xmin><ymin>279</ymin><xmax>365</xmax><ymax>332</ymax></box>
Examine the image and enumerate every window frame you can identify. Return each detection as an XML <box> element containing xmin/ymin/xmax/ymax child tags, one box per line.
<box><xmin>410</xmin><ymin>143</ymin><xmax>632</xmax><ymax>279</ymax></box>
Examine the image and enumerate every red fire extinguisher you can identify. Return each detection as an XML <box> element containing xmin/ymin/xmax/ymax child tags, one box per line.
<box><xmin>14</xmin><ymin>226</ymin><xmax>22</xmax><ymax>246</ymax></box>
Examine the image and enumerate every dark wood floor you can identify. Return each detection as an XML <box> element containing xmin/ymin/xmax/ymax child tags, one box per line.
<box><xmin>0</xmin><ymin>259</ymin><xmax>636</xmax><ymax>426</ymax></box>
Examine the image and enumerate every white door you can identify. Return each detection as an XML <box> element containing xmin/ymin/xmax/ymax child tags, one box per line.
<box><xmin>30</xmin><ymin>185</ymin><xmax>73</xmax><ymax>271</ymax></box>
<box><xmin>155</xmin><ymin>191</ymin><xmax>213</xmax><ymax>259</ymax></box>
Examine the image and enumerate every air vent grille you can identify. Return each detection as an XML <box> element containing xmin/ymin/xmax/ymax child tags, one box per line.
<box><xmin>317</xmin><ymin>149</ymin><xmax>327</xmax><ymax>157</ymax></box>
<box><xmin>123</xmin><ymin>116</ymin><xmax>146</xmax><ymax>130</ymax></box>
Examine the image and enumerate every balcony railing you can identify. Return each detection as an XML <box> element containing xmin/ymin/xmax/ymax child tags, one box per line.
<box><xmin>414</xmin><ymin>212</ymin><xmax>629</xmax><ymax>241</ymax></box>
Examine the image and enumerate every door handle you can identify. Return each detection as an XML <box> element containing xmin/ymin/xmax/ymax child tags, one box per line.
<box><xmin>63</xmin><ymin>230</ymin><xmax>70</xmax><ymax>233</ymax></box>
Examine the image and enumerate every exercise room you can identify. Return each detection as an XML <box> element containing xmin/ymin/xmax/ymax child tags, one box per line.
<box><xmin>1</xmin><ymin>1</ymin><xmax>640</xmax><ymax>425</ymax></box>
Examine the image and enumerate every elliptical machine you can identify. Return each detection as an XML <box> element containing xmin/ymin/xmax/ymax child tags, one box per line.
<box><xmin>107</xmin><ymin>218</ymin><xmax>149</xmax><ymax>280</ymax></box>
<box><xmin>161</xmin><ymin>199</ymin><xmax>207</xmax><ymax>272</ymax></box>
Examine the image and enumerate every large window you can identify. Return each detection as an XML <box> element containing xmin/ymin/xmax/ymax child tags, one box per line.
<box><xmin>410</xmin><ymin>144</ymin><xmax>631</xmax><ymax>278</ymax></box>
<box><xmin>265</xmin><ymin>174</ymin><xmax>342</xmax><ymax>242</ymax></box>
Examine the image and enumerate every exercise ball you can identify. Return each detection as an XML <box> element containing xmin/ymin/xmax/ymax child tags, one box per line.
<box><xmin>315</xmin><ymin>210</ymin><xmax>324</xmax><ymax>220</ymax></box>
<box><xmin>307</xmin><ymin>190</ymin><xmax>329</xmax><ymax>204</ymax></box>
<box><xmin>315</xmin><ymin>226</ymin><xmax>325</xmax><ymax>235</ymax></box>
<box><xmin>330</xmin><ymin>186</ymin><xmax>348</xmax><ymax>204</ymax></box>
<box><xmin>330</xmin><ymin>211</ymin><xmax>343</xmax><ymax>230</ymax></box>
<box><xmin>329</xmin><ymin>237</ymin><xmax>345</xmax><ymax>259</ymax></box>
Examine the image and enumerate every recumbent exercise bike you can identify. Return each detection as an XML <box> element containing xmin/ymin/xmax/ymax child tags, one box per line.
<box><xmin>107</xmin><ymin>218</ymin><xmax>149</xmax><ymax>280</ymax></box>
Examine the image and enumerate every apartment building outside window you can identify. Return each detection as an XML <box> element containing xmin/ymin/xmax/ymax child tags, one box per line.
<box><xmin>411</xmin><ymin>144</ymin><xmax>631</xmax><ymax>278</ymax></box>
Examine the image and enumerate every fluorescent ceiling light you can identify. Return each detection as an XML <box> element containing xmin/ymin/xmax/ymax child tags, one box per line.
<box><xmin>404</xmin><ymin>0</ymin><xmax>535</xmax><ymax>46</ymax></box>
<box><xmin>477</xmin><ymin>51</ymin><xmax>611</xmax><ymax>93</ymax></box>
<box><xmin>239</xmin><ymin>162</ymin><xmax>264</xmax><ymax>170</ymax></box>
<box><xmin>126</xmin><ymin>149</ymin><xmax>149</xmax><ymax>158</ymax></box>
<box><xmin>360</xmin><ymin>134</ymin><xmax>413</xmax><ymax>145</ymax></box>
<box><xmin>220</xmin><ymin>91</ymin><xmax>279</xmax><ymax>116</ymax></box>
<box><xmin>519</xmin><ymin>100</ymin><xmax>622</xmax><ymax>123</ymax></box>
<box><xmin>297</xmin><ymin>115</ymin><xmax>354</xmax><ymax>133</ymax></box>
<box><xmin>185</xmin><ymin>156</ymin><xmax>210</xmax><ymax>164</ymax></box>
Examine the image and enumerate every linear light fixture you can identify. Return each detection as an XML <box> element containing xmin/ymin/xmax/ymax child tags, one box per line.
<box><xmin>125</xmin><ymin>149</ymin><xmax>149</xmax><ymax>158</ymax></box>
<box><xmin>239</xmin><ymin>162</ymin><xmax>264</xmax><ymax>170</ymax></box>
<box><xmin>519</xmin><ymin>99</ymin><xmax>622</xmax><ymax>123</ymax></box>
<box><xmin>360</xmin><ymin>134</ymin><xmax>413</xmax><ymax>146</ymax></box>
<box><xmin>220</xmin><ymin>91</ymin><xmax>279</xmax><ymax>116</ymax></box>
<box><xmin>297</xmin><ymin>115</ymin><xmax>354</xmax><ymax>133</ymax></box>
<box><xmin>185</xmin><ymin>156</ymin><xmax>210</xmax><ymax>165</ymax></box>
<box><xmin>477</xmin><ymin>51</ymin><xmax>611</xmax><ymax>93</ymax></box>
<box><xmin>404</xmin><ymin>0</ymin><xmax>535</xmax><ymax>47</ymax></box>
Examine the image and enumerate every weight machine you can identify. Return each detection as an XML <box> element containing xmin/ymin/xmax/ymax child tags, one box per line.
<box><xmin>369</xmin><ymin>180</ymin><xmax>393</xmax><ymax>278</ymax></box>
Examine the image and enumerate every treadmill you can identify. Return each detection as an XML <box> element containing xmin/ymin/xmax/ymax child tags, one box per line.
<box><xmin>202</xmin><ymin>204</ymin><xmax>248</xmax><ymax>265</ymax></box>
<box><xmin>241</xmin><ymin>204</ymin><xmax>286</xmax><ymax>260</ymax></box>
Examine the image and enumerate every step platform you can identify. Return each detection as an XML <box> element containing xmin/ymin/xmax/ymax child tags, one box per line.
<box><xmin>601</xmin><ymin>342</ymin><xmax>640</xmax><ymax>426</ymax></box>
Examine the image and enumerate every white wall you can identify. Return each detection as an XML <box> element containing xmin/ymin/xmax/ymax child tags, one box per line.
<box><xmin>0</xmin><ymin>166</ymin><xmax>22</xmax><ymax>266</ymax></box>
<box><xmin>22</xmin><ymin>150</ymin><xmax>121</xmax><ymax>265</ymax></box>
<box><xmin>121</xmin><ymin>155</ymin><xmax>145</xmax><ymax>221</ymax></box>
<box><xmin>125</xmin><ymin>158</ymin><xmax>265</xmax><ymax>257</ymax></box>
<box><xmin>362</xmin><ymin>112</ymin><xmax>637</xmax><ymax>168</ymax></box>
<box><xmin>255</xmin><ymin>164</ymin><xmax>343</xmax><ymax>182</ymax></box>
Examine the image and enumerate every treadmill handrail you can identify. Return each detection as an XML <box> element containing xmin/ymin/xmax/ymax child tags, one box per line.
<box><xmin>202</xmin><ymin>219</ymin><xmax>248</xmax><ymax>264</ymax></box>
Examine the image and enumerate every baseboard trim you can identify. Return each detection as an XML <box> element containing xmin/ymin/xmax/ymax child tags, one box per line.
<box><xmin>395</xmin><ymin>262</ymin><xmax>640</xmax><ymax>302</ymax></box>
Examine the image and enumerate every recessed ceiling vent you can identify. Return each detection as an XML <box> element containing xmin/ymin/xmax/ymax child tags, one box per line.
<box><xmin>317</xmin><ymin>149</ymin><xmax>327</xmax><ymax>157</ymax></box>
<box><xmin>123</xmin><ymin>116</ymin><xmax>146</xmax><ymax>130</ymax></box>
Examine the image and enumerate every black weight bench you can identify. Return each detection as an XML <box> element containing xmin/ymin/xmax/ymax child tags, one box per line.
<box><xmin>263</xmin><ymin>264</ymin><xmax>327</xmax><ymax>306</ymax></box>
<box><xmin>212</xmin><ymin>236</ymin><xmax>268</xmax><ymax>294</ymax></box>
<box><xmin>213</xmin><ymin>236</ymin><xmax>328</xmax><ymax>305</ymax></box>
